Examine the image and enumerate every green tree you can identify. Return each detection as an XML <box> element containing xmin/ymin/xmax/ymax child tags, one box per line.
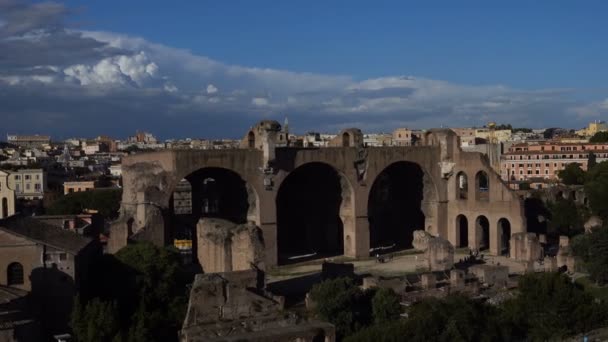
<box><xmin>71</xmin><ymin>243</ymin><xmax>190</xmax><ymax>342</ymax></box>
<box><xmin>557</xmin><ymin>163</ymin><xmax>586</xmax><ymax>185</ymax></box>
<box><xmin>547</xmin><ymin>198</ymin><xmax>585</xmax><ymax>237</ymax></box>
<box><xmin>71</xmin><ymin>296</ymin><xmax>121</xmax><ymax>342</ymax></box>
<box><xmin>46</xmin><ymin>189</ymin><xmax>122</xmax><ymax>218</ymax></box>
<box><xmin>585</xmin><ymin>161</ymin><xmax>608</xmax><ymax>219</ymax></box>
<box><xmin>590</xmin><ymin>131</ymin><xmax>608</xmax><ymax>143</ymax></box>
<box><xmin>572</xmin><ymin>227</ymin><xmax>608</xmax><ymax>285</ymax></box>
<box><xmin>500</xmin><ymin>272</ymin><xmax>607</xmax><ymax>340</ymax></box>
<box><xmin>371</xmin><ymin>288</ymin><xmax>401</xmax><ymax>324</ymax></box>
<box><xmin>588</xmin><ymin>152</ymin><xmax>598</xmax><ymax>170</ymax></box>
<box><xmin>309</xmin><ymin>277</ymin><xmax>369</xmax><ymax>338</ymax></box>
<box><xmin>346</xmin><ymin>295</ymin><xmax>504</xmax><ymax>342</ymax></box>
<box><xmin>519</xmin><ymin>182</ymin><xmax>531</xmax><ymax>190</ymax></box>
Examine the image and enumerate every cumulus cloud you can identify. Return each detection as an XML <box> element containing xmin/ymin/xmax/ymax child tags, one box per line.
<box><xmin>206</xmin><ymin>84</ymin><xmax>218</xmax><ymax>94</ymax></box>
<box><xmin>0</xmin><ymin>0</ymin><xmax>603</xmax><ymax>139</ymax></box>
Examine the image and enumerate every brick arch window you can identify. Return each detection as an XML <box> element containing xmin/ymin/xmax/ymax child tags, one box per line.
<box><xmin>7</xmin><ymin>262</ymin><xmax>24</xmax><ymax>286</ymax></box>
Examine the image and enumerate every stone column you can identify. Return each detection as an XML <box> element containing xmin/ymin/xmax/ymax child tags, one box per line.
<box><xmin>344</xmin><ymin>216</ymin><xmax>370</xmax><ymax>258</ymax></box>
<box><xmin>490</xmin><ymin>219</ymin><xmax>500</xmax><ymax>256</ymax></box>
<box><xmin>260</xmin><ymin>223</ymin><xmax>277</xmax><ymax>267</ymax></box>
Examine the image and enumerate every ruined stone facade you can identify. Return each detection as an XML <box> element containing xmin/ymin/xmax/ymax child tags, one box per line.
<box><xmin>180</xmin><ymin>270</ymin><xmax>335</xmax><ymax>342</ymax></box>
<box><xmin>509</xmin><ymin>232</ymin><xmax>542</xmax><ymax>263</ymax></box>
<box><xmin>196</xmin><ymin>218</ymin><xmax>264</xmax><ymax>273</ymax></box>
<box><xmin>109</xmin><ymin>120</ymin><xmax>526</xmax><ymax>267</ymax></box>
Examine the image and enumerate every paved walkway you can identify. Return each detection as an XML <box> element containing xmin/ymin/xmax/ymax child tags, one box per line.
<box><xmin>268</xmin><ymin>249</ymin><xmax>530</xmax><ymax>283</ymax></box>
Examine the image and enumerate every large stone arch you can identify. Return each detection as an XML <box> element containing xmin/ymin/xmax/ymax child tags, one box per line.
<box><xmin>275</xmin><ymin>161</ymin><xmax>354</xmax><ymax>264</ymax></box>
<box><xmin>367</xmin><ymin>161</ymin><xmax>431</xmax><ymax>252</ymax></box>
<box><xmin>455</xmin><ymin>214</ymin><xmax>469</xmax><ymax>248</ymax></box>
<box><xmin>497</xmin><ymin>218</ymin><xmax>512</xmax><ymax>256</ymax></box>
<box><xmin>364</xmin><ymin>157</ymin><xmax>441</xmax><ymax>239</ymax></box>
<box><xmin>474</xmin><ymin>215</ymin><xmax>490</xmax><ymax>251</ymax></box>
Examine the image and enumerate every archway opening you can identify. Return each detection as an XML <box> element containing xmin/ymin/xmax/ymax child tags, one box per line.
<box><xmin>476</xmin><ymin>216</ymin><xmax>490</xmax><ymax>251</ymax></box>
<box><xmin>456</xmin><ymin>172</ymin><xmax>468</xmax><ymax>200</ymax></box>
<box><xmin>498</xmin><ymin>218</ymin><xmax>511</xmax><ymax>256</ymax></box>
<box><xmin>169</xmin><ymin>168</ymin><xmax>252</xmax><ymax>265</ymax></box>
<box><xmin>1</xmin><ymin>197</ymin><xmax>7</xmax><ymax>218</ymax></box>
<box><xmin>7</xmin><ymin>262</ymin><xmax>24</xmax><ymax>286</ymax></box>
<box><xmin>247</xmin><ymin>131</ymin><xmax>255</xmax><ymax>148</ymax></box>
<box><xmin>368</xmin><ymin>162</ymin><xmax>425</xmax><ymax>253</ymax></box>
<box><xmin>277</xmin><ymin>163</ymin><xmax>345</xmax><ymax>265</ymax></box>
<box><xmin>342</xmin><ymin>132</ymin><xmax>350</xmax><ymax>147</ymax></box>
<box><xmin>475</xmin><ymin>171</ymin><xmax>489</xmax><ymax>201</ymax></box>
<box><xmin>456</xmin><ymin>215</ymin><xmax>469</xmax><ymax>248</ymax></box>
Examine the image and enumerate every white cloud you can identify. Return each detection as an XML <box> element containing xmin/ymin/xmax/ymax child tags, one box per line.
<box><xmin>252</xmin><ymin>97</ymin><xmax>269</xmax><ymax>106</ymax></box>
<box><xmin>0</xmin><ymin>4</ymin><xmax>602</xmax><ymax>137</ymax></box>
<box><xmin>206</xmin><ymin>84</ymin><xmax>218</xmax><ymax>94</ymax></box>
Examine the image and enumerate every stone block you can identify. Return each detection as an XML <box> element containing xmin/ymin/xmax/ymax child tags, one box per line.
<box><xmin>321</xmin><ymin>262</ymin><xmax>355</xmax><ymax>280</ymax></box>
<box><xmin>420</xmin><ymin>273</ymin><xmax>436</xmax><ymax>289</ymax></box>
<box><xmin>412</xmin><ymin>230</ymin><xmax>434</xmax><ymax>251</ymax></box>
<box><xmin>543</xmin><ymin>257</ymin><xmax>557</xmax><ymax>272</ymax></box>
<box><xmin>469</xmin><ymin>265</ymin><xmax>508</xmax><ymax>287</ymax></box>
<box><xmin>450</xmin><ymin>269</ymin><xmax>465</xmax><ymax>287</ymax></box>
<box><xmin>197</xmin><ymin>218</ymin><xmax>265</xmax><ymax>273</ymax></box>
<box><xmin>510</xmin><ymin>232</ymin><xmax>542</xmax><ymax>262</ymax></box>
<box><xmin>426</xmin><ymin>236</ymin><xmax>454</xmax><ymax>271</ymax></box>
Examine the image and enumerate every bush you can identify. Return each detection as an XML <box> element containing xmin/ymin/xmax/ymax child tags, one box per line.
<box><xmin>309</xmin><ymin>277</ymin><xmax>372</xmax><ymax>338</ymax></box>
<box><xmin>371</xmin><ymin>288</ymin><xmax>401</xmax><ymax>324</ymax></box>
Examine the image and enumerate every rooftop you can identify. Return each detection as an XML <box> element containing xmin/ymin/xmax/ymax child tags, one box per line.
<box><xmin>0</xmin><ymin>215</ymin><xmax>93</xmax><ymax>254</ymax></box>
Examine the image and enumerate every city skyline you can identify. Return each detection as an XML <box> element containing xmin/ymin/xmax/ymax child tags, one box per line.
<box><xmin>2</xmin><ymin>0</ymin><xmax>608</xmax><ymax>139</ymax></box>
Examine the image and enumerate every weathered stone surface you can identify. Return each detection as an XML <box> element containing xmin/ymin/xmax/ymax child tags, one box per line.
<box><xmin>112</xmin><ymin>120</ymin><xmax>527</xmax><ymax>266</ymax></box>
<box><xmin>509</xmin><ymin>232</ymin><xmax>542</xmax><ymax>262</ymax></box>
<box><xmin>469</xmin><ymin>265</ymin><xmax>508</xmax><ymax>287</ymax></box>
<box><xmin>585</xmin><ymin>216</ymin><xmax>603</xmax><ymax>233</ymax></box>
<box><xmin>426</xmin><ymin>237</ymin><xmax>454</xmax><ymax>271</ymax></box>
<box><xmin>412</xmin><ymin>230</ymin><xmax>434</xmax><ymax>251</ymax></box>
<box><xmin>181</xmin><ymin>270</ymin><xmax>336</xmax><ymax>342</ymax></box>
<box><xmin>197</xmin><ymin>218</ymin><xmax>265</xmax><ymax>273</ymax></box>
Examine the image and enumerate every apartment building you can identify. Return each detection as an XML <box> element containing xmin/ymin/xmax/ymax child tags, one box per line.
<box><xmin>500</xmin><ymin>141</ymin><xmax>608</xmax><ymax>186</ymax></box>
<box><xmin>7</xmin><ymin>169</ymin><xmax>46</xmax><ymax>200</ymax></box>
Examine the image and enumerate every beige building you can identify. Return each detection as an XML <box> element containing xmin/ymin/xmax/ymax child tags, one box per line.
<box><xmin>451</xmin><ymin>128</ymin><xmax>476</xmax><ymax>147</ymax></box>
<box><xmin>576</xmin><ymin>120</ymin><xmax>608</xmax><ymax>137</ymax></box>
<box><xmin>0</xmin><ymin>171</ymin><xmax>16</xmax><ymax>219</ymax></box>
<box><xmin>6</xmin><ymin>134</ymin><xmax>51</xmax><ymax>148</ymax></box>
<box><xmin>7</xmin><ymin>169</ymin><xmax>46</xmax><ymax>200</ymax></box>
<box><xmin>63</xmin><ymin>181</ymin><xmax>96</xmax><ymax>195</ymax></box>
<box><xmin>500</xmin><ymin>141</ymin><xmax>608</xmax><ymax>186</ymax></box>
<box><xmin>475</xmin><ymin>128</ymin><xmax>512</xmax><ymax>142</ymax></box>
<box><xmin>392</xmin><ymin>128</ymin><xmax>413</xmax><ymax>146</ymax></box>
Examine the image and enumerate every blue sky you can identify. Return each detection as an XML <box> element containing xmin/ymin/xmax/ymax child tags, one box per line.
<box><xmin>2</xmin><ymin>0</ymin><xmax>608</xmax><ymax>139</ymax></box>
<box><xmin>63</xmin><ymin>1</ymin><xmax>608</xmax><ymax>88</ymax></box>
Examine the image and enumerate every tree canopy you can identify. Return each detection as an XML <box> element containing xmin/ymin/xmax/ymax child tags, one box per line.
<box><xmin>585</xmin><ymin>161</ymin><xmax>608</xmax><ymax>219</ymax></box>
<box><xmin>572</xmin><ymin>225</ymin><xmax>608</xmax><ymax>285</ymax></box>
<box><xmin>71</xmin><ymin>242</ymin><xmax>190</xmax><ymax>342</ymax></box>
<box><xmin>46</xmin><ymin>189</ymin><xmax>122</xmax><ymax>219</ymax></box>
<box><xmin>557</xmin><ymin>162</ymin><xmax>586</xmax><ymax>185</ymax></box>
<box><xmin>590</xmin><ymin>131</ymin><xmax>608</xmax><ymax>143</ymax></box>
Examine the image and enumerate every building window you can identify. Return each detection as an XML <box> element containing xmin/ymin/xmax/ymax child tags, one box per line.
<box><xmin>36</xmin><ymin>175</ymin><xmax>40</xmax><ymax>180</ymax></box>
<box><xmin>34</xmin><ymin>183</ymin><xmax>41</xmax><ymax>191</ymax></box>
<box><xmin>25</xmin><ymin>184</ymin><xmax>30</xmax><ymax>190</ymax></box>
<box><xmin>25</xmin><ymin>175</ymin><xmax>30</xmax><ymax>180</ymax></box>
<box><xmin>15</xmin><ymin>175</ymin><xmax>20</xmax><ymax>180</ymax></box>
<box><xmin>7</xmin><ymin>262</ymin><xmax>24</xmax><ymax>286</ymax></box>
<box><xmin>15</xmin><ymin>184</ymin><xmax>19</xmax><ymax>192</ymax></box>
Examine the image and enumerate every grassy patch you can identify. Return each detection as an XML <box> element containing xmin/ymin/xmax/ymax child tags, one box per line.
<box><xmin>575</xmin><ymin>276</ymin><xmax>608</xmax><ymax>302</ymax></box>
